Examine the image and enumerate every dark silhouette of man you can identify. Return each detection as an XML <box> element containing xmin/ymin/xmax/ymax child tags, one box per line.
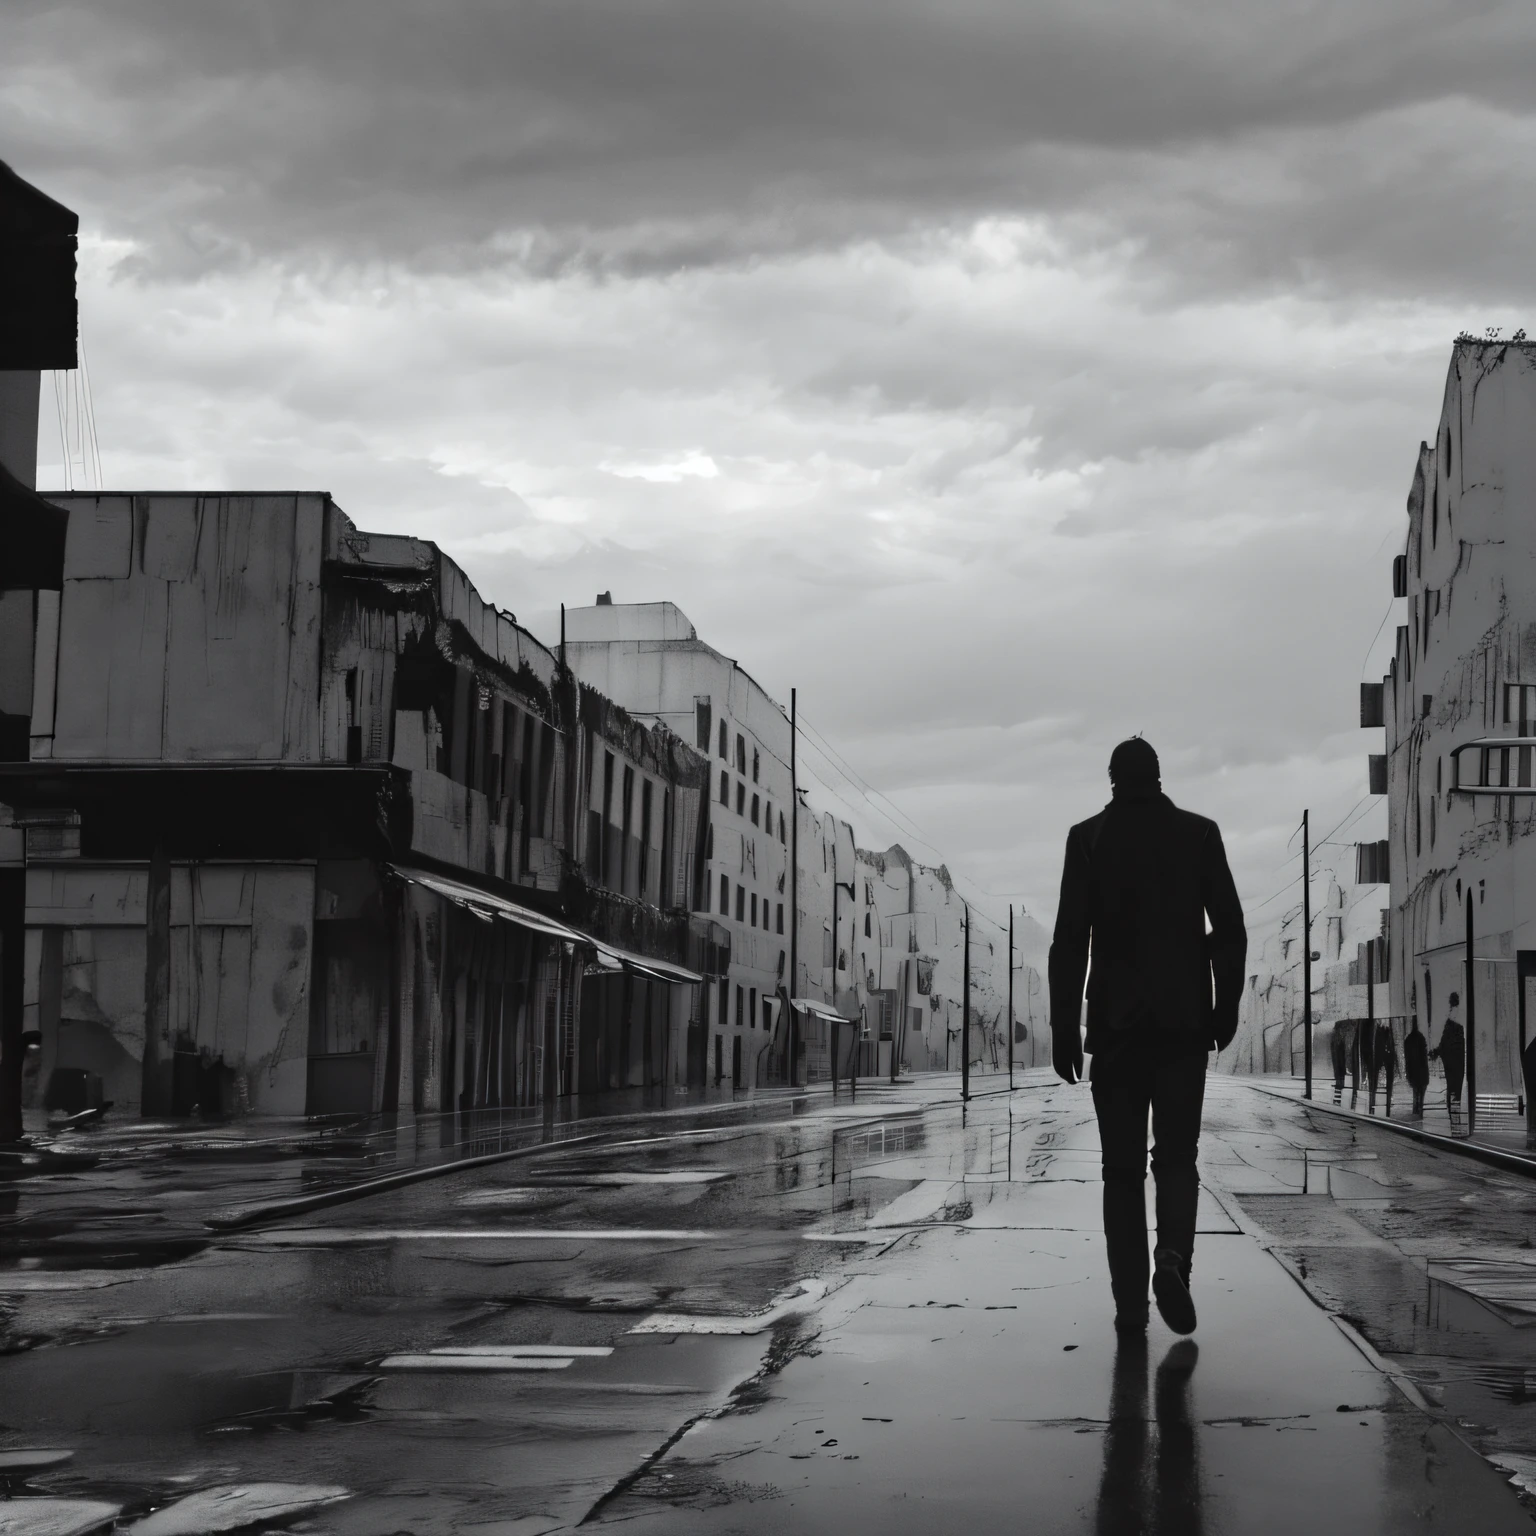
<box><xmin>1430</xmin><ymin>991</ymin><xmax>1465</xmax><ymax>1118</ymax></box>
<box><xmin>1048</xmin><ymin>738</ymin><xmax>1247</xmax><ymax>1336</ymax></box>
<box><xmin>1404</xmin><ymin>1017</ymin><xmax>1430</xmax><ymax>1117</ymax></box>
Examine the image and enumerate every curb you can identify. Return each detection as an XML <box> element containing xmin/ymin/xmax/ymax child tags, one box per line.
<box><xmin>1246</xmin><ymin>1081</ymin><xmax>1536</xmax><ymax>1179</ymax></box>
<box><xmin>205</xmin><ymin>1131</ymin><xmax>611</xmax><ymax>1232</ymax></box>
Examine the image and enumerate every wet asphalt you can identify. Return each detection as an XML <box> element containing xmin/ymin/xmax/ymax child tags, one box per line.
<box><xmin>3</xmin><ymin>1075</ymin><xmax>1536</xmax><ymax>1533</ymax></box>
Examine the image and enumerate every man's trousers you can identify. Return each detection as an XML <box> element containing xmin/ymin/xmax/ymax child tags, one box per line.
<box><xmin>1090</xmin><ymin>1048</ymin><xmax>1207</xmax><ymax>1317</ymax></box>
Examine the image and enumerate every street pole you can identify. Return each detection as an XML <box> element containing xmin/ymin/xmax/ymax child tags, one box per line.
<box><xmin>789</xmin><ymin>688</ymin><xmax>798</xmax><ymax>1088</ymax></box>
<box><xmin>1008</xmin><ymin>905</ymin><xmax>1015</xmax><ymax>1091</ymax></box>
<box><xmin>1303</xmin><ymin>809</ymin><xmax>1313</xmax><ymax>1100</ymax></box>
<box><xmin>962</xmin><ymin>902</ymin><xmax>971</xmax><ymax>1103</ymax></box>
<box><xmin>1467</xmin><ymin>886</ymin><xmax>1477</xmax><ymax>1136</ymax></box>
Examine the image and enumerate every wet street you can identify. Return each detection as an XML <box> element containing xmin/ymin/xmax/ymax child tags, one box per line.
<box><xmin>6</xmin><ymin>1076</ymin><xmax>1536</xmax><ymax>1533</ymax></box>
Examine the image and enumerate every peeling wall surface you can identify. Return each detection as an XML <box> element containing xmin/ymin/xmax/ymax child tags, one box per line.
<box><xmin>3</xmin><ymin>498</ymin><xmax>712</xmax><ymax>1126</ymax></box>
<box><xmin>1377</xmin><ymin>340</ymin><xmax>1536</xmax><ymax>1096</ymax></box>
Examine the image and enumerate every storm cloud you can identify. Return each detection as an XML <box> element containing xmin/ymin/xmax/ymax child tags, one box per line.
<box><xmin>6</xmin><ymin>0</ymin><xmax>1531</xmax><ymax>935</ymax></box>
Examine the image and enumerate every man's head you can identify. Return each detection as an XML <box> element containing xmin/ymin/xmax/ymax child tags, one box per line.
<box><xmin>1108</xmin><ymin>737</ymin><xmax>1160</xmax><ymax>790</ymax></box>
<box><xmin>1449</xmin><ymin>991</ymin><xmax>1460</xmax><ymax>1010</ymax></box>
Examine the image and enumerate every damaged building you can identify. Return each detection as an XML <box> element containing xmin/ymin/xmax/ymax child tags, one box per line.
<box><xmin>1368</xmin><ymin>335</ymin><xmax>1536</xmax><ymax>1100</ymax></box>
<box><xmin>1</xmin><ymin>489</ymin><xmax>711</xmax><ymax>1126</ymax></box>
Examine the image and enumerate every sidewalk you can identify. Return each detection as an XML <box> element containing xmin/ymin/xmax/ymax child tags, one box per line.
<box><xmin>591</xmin><ymin>1093</ymin><xmax>1533</xmax><ymax>1534</ymax></box>
<box><xmin>1252</xmin><ymin>1073</ymin><xmax>1536</xmax><ymax>1174</ymax></box>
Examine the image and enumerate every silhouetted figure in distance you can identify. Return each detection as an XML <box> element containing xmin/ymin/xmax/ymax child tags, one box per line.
<box><xmin>1404</xmin><ymin>1017</ymin><xmax>1429</xmax><ymax>1117</ymax></box>
<box><xmin>1431</xmin><ymin>991</ymin><xmax>1465</xmax><ymax>1124</ymax></box>
<box><xmin>1049</xmin><ymin>738</ymin><xmax>1248</xmax><ymax>1337</ymax></box>
<box><xmin>1330</xmin><ymin>1023</ymin><xmax>1348</xmax><ymax>1104</ymax></box>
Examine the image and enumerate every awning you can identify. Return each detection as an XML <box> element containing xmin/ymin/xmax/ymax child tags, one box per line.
<box><xmin>587</xmin><ymin>940</ymin><xmax>702</xmax><ymax>986</ymax></box>
<box><xmin>790</xmin><ymin>996</ymin><xmax>854</xmax><ymax>1024</ymax></box>
<box><xmin>391</xmin><ymin>868</ymin><xmax>586</xmax><ymax>943</ymax></box>
<box><xmin>392</xmin><ymin>867</ymin><xmax>702</xmax><ymax>984</ymax></box>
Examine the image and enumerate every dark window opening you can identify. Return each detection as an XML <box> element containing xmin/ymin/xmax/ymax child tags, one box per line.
<box><xmin>720</xmin><ymin>771</ymin><xmax>729</xmax><ymax>805</ymax></box>
<box><xmin>719</xmin><ymin>719</ymin><xmax>728</xmax><ymax>760</ymax></box>
<box><xmin>752</xmin><ymin>748</ymin><xmax>759</xmax><ymax>783</ymax></box>
<box><xmin>751</xmin><ymin>793</ymin><xmax>760</xmax><ymax>826</ymax></box>
<box><xmin>736</xmin><ymin>782</ymin><xmax>745</xmax><ymax>816</ymax></box>
<box><xmin>751</xmin><ymin>893</ymin><xmax>758</xmax><ymax>926</ymax></box>
<box><xmin>777</xmin><ymin>902</ymin><xmax>784</xmax><ymax>934</ymax></box>
<box><xmin>696</xmin><ymin>697</ymin><xmax>712</xmax><ymax>751</ymax></box>
<box><xmin>735</xmin><ymin>885</ymin><xmax>745</xmax><ymax>922</ymax></box>
<box><xmin>720</xmin><ymin>873</ymin><xmax>729</xmax><ymax>915</ymax></box>
<box><xmin>736</xmin><ymin>734</ymin><xmax>746</xmax><ymax>774</ymax></box>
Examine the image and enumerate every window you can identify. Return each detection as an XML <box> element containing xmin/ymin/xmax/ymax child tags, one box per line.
<box><xmin>864</xmin><ymin>912</ymin><xmax>871</xmax><ymax>937</ymax></box>
<box><xmin>752</xmin><ymin>748</ymin><xmax>760</xmax><ymax>783</ymax></box>
<box><xmin>720</xmin><ymin>873</ymin><xmax>729</xmax><ymax>915</ymax></box>
<box><xmin>719</xmin><ymin>720</ymin><xmax>728</xmax><ymax>760</ymax></box>
<box><xmin>777</xmin><ymin>950</ymin><xmax>786</xmax><ymax>978</ymax></box>
<box><xmin>776</xmin><ymin>902</ymin><xmax>784</xmax><ymax>934</ymax></box>
<box><xmin>823</xmin><ymin>927</ymin><xmax>834</xmax><ymax>968</ymax></box>
<box><xmin>762</xmin><ymin>997</ymin><xmax>773</xmax><ymax>1031</ymax></box>
<box><xmin>706</xmin><ymin>823</ymin><xmax>714</xmax><ymax>858</ymax></box>
<box><xmin>749</xmin><ymin>987</ymin><xmax>757</xmax><ymax>1029</ymax></box>
<box><xmin>736</xmin><ymin>885</ymin><xmax>745</xmax><ymax>922</ymax></box>
<box><xmin>696</xmin><ymin>697</ymin><xmax>712</xmax><ymax>751</ymax></box>
<box><xmin>720</xmin><ymin>771</ymin><xmax>729</xmax><ymax>805</ymax></box>
<box><xmin>639</xmin><ymin>779</ymin><xmax>653</xmax><ymax>896</ymax></box>
<box><xmin>751</xmin><ymin>893</ymin><xmax>758</xmax><ymax>926</ymax></box>
<box><xmin>736</xmin><ymin>734</ymin><xmax>747</xmax><ymax>774</ymax></box>
<box><xmin>1505</xmin><ymin>683</ymin><xmax>1536</xmax><ymax>731</ymax></box>
<box><xmin>779</xmin><ymin>812</ymin><xmax>786</xmax><ymax>844</ymax></box>
<box><xmin>737</xmin><ymin>782</ymin><xmax>746</xmax><ymax>816</ymax></box>
<box><xmin>751</xmin><ymin>793</ymin><xmax>759</xmax><ymax>826</ymax></box>
<box><xmin>764</xmin><ymin>799</ymin><xmax>772</xmax><ymax>831</ymax></box>
<box><xmin>718</xmin><ymin>977</ymin><xmax>729</xmax><ymax>1023</ymax></box>
<box><xmin>736</xmin><ymin>985</ymin><xmax>744</xmax><ymax>1028</ymax></box>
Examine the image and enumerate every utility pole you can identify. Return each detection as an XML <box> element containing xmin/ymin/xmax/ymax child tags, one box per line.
<box><xmin>1008</xmin><ymin>905</ymin><xmax>1015</xmax><ymax>1091</ymax></box>
<box><xmin>1303</xmin><ymin>810</ymin><xmax>1313</xmax><ymax>1100</ymax></box>
<box><xmin>1467</xmin><ymin>886</ymin><xmax>1477</xmax><ymax>1136</ymax></box>
<box><xmin>789</xmin><ymin>688</ymin><xmax>799</xmax><ymax>1089</ymax></box>
<box><xmin>961</xmin><ymin>902</ymin><xmax>971</xmax><ymax>1103</ymax></box>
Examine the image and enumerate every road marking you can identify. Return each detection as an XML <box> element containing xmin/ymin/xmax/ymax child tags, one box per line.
<box><xmin>236</xmin><ymin>1228</ymin><xmax>728</xmax><ymax>1245</ymax></box>
<box><xmin>380</xmin><ymin>1354</ymin><xmax>574</xmax><ymax>1371</ymax></box>
<box><xmin>429</xmin><ymin>1345</ymin><xmax>613</xmax><ymax>1357</ymax></box>
<box><xmin>631</xmin><ymin>1278</ymin><xmax>830</xmax><ymax>1335</ymax></box>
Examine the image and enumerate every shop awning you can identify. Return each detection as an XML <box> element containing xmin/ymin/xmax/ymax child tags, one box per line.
<box><xmin>391</xmin><ymin>868</ymin><xmax>586</xmax><ymax>943</ymax></box>
<box><xmin>392</xmin><ymin>867</ymin><xmax>702</xmax><ymax>984</ymax></box>
<box><xmin>588</xmin><ymin>940</ymin><xmax>702</xmax><ymax>985</ymax></box>
<box><xmin>790</xmin><ymin>996</ymin><xmax>854</xmax><ymax>1024</ymax></box>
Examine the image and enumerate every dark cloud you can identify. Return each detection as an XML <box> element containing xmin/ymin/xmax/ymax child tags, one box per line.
<box><xmin>8</xmin><ymin>0</ymin><xmax>1536</xmax><ymax>303</ymax></box>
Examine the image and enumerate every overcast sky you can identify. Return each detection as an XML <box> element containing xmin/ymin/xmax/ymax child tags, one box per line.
<box><xmin>9</xmin><ymin>0</ymin><xmax>1534</xmax><ymax>951</ymax></box>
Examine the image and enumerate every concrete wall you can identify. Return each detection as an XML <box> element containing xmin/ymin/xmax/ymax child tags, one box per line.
<box><xmin>1381</xmin><ymin>339</ymin><xmax>1536</xmax><ymax>1095</ymax></box>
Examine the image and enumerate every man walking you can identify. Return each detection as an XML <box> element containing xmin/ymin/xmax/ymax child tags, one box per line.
<box><xmin>1048</xmin><ymin>738</ymin><xmax>1247</xmax><ymax>1336</ymax></box>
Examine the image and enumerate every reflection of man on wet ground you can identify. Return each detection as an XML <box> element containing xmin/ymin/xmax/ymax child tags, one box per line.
<box><xmin>1048</xmin><ymin>738</ymin><xmax>1248</xmax><ymax>1336</ymax></box>
<box><xmin>1095</xmin><ymin>1338</ymin><xmax>1203</xmax><ymax>1536</ymax></box>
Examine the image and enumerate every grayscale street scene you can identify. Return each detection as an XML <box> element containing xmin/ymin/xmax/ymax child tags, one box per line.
<box><xmin>7</xmin><ymin>6</ymin><xmax>1536</xmax><ymax>1531</ymax></box>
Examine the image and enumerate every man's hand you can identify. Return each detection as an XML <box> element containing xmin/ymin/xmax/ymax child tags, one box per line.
<box><xmin>1052</xmin><ymin>1030</ymin><xmax>1083</xmax><ymax>1085</ymax></box>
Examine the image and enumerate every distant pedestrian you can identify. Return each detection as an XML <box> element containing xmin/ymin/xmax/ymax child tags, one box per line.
<box><xmin>1430</xmin><ymin>992</ymin><xmax>1465</xmax><ymax>1114</ymax></box>
<box><xmin>1329</xmin><ymin>1024</ymin><xmax>1347</xmax><ymax>1104</ymax></box>
<box><xmin>1404</xmin><ymin>1018</ymin><xmax>1430</xmax><ymax>1117</ymax></box>
<box><xmin>1049</xmin><ymin>738</ymin><xmax>1248</xmax><ymax>1337</ymax></box>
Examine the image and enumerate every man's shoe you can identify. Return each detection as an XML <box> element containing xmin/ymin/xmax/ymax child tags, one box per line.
<box><xmin>1152</xmin><ymin>1252</ymin><xmax>1197</xmax><ymax>1335</ymax></box>
<box><xmin>1114</xmin><ymin>1307</ymin><xmax>1148</xmax><ymax>1336</ymax></box>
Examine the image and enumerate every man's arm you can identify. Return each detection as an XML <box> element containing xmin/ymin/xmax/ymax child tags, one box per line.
<box><xmin>1201</xmin><ymin>823</ymin><xmax>1248</xmax><ymax>1050</ymax></box>
<box><xmin>1047</xmin><ymin>826</ymin><xmax>1090</xmax><ymax>1083</ymax></box>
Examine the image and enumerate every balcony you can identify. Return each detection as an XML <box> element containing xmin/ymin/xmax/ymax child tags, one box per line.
<box><xmin>1449</xmin><ymin>737</ymin><xmax>1536</xmax><ymax>795</ymax></box>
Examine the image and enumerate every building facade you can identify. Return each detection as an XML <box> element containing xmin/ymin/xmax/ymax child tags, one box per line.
<box><xmin>1370</xmin><ymin>337</ymin><xmax>1536</xmax><ymax>1100</ymax></box>
<box><xmin>1</xmin><ymin>495</ymin><xmax>708</xmax><ymax>1128</ymax></box>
